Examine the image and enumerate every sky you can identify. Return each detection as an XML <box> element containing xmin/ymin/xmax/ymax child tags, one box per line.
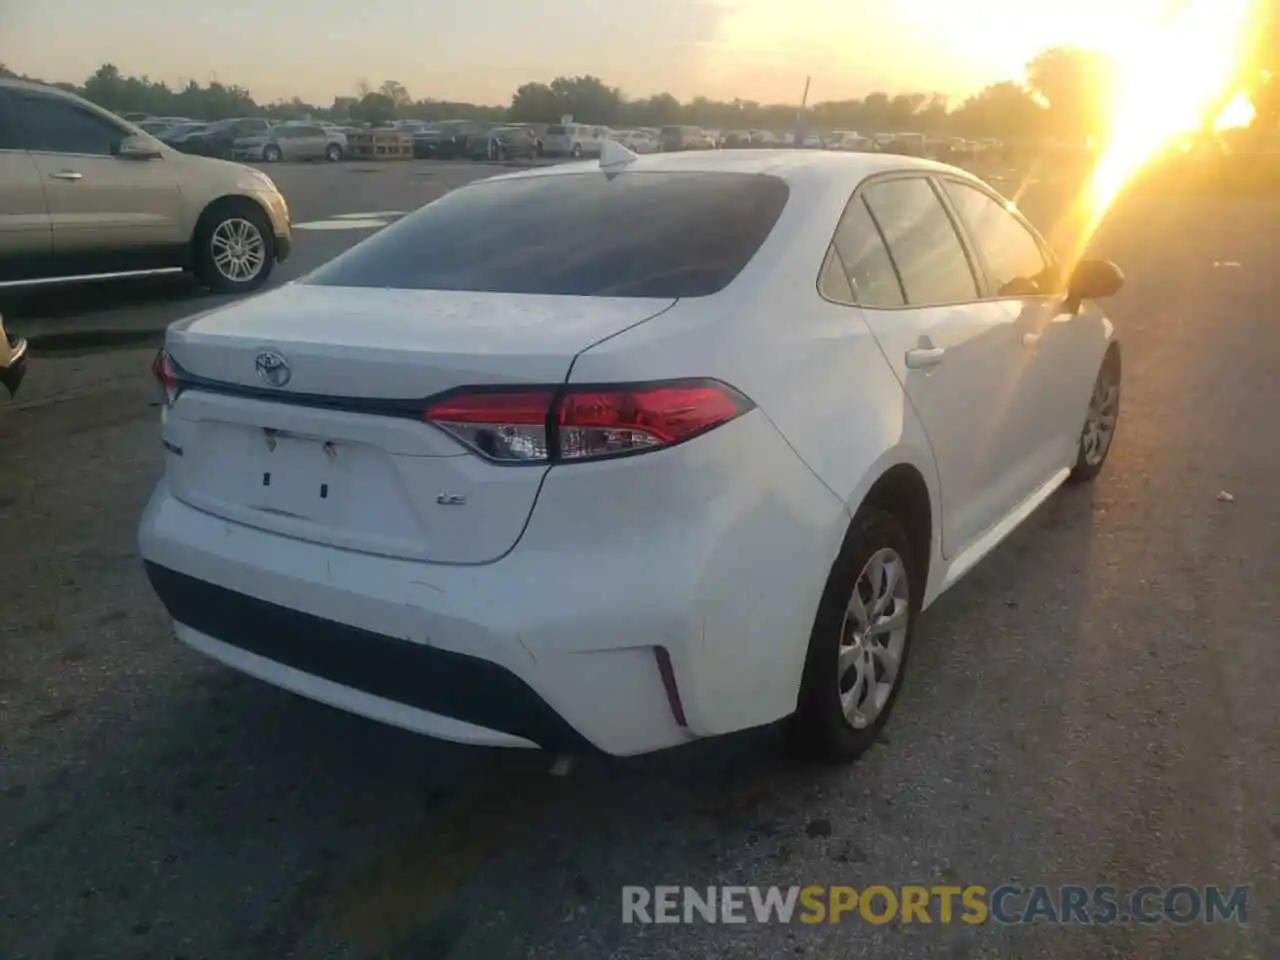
<box><xmin>2</xmin><ymin>0</ymin><xmax>1180</xmax><ymax>107</ymax></box>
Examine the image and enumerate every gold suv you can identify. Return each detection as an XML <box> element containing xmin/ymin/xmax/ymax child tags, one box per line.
<box><xmin>0</xmin><ymin>79</ymin><xmax>292</xmax><ymax>294</ymax></box>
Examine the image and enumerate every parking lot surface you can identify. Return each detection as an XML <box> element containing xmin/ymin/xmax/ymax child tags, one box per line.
<box><xmin>1</xmin><ymin>159</ymin><xmax>1277</xmax><ymax>960</ymax></box>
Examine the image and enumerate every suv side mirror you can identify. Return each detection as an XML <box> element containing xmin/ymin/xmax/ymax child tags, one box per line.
<box><xmin>1063</xmin><ymin>258</ymin><xmax>1124</xmax><ymax>313</ymax></box>
<box><xmin>117</xmin><ymin>134</ymin><xmax>162</xmax><ymax>160</ymax></box>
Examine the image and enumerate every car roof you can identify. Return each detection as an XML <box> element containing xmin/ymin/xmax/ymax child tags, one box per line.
<box><xmin>485</xmin><ymin>148</ymin><xmax>965</xmax><ymax>191</ymax></box>
<box><xmin>0</xmin><ymin>78</ymin><xmax>87</xmax><ymax>99</ymax></box>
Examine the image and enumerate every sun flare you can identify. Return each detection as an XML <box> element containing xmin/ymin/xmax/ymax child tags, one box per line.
<box><xmin>1214</xmin><ymin>91</ymin><xmax>1257</xmax><ymax>130</ymax></box>
<box><xmin>1067</xmin><ymin>0</ymin><xmax>1254</xmax><ymax>259</ymax></box>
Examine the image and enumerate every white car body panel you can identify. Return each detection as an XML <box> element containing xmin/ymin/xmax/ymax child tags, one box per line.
<box><xmin>139</xmin><ymin>149</ymin><xmax>1119</xmax><ymax>756</ymax></box>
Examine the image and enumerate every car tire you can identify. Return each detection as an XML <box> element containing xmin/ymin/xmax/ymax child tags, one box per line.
<box><xmin>570</xmin><ymin>143</ymin><xmax>583</xmax><ymax>158</ymax></box>
<box><xmin>788</xmin><ymin>507</ymin><xmax>918</xmax><ymax>763</ymax></box>
<box><xmin>193</xmin><ymin>201</ymin><xmax>276</xmax><ymax>295</ymax></box>
<box><xmin>325</xmin><ymin>143</ymin><xmax>342</xmax><ymax>162</ymax></box>
<box><xmin>1068</xmin><ymin>347</ymin><xmax>1121</xmax><ymax>483</ymax></box>
<box><xmin>262</xmin><ymin>144</ymin><xmax>282</xmax><ymax>163</ymax></box>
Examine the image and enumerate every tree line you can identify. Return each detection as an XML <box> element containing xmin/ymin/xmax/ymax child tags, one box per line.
<box><xmin>2</xmin><ymin>39</ymin><xmax>1275</xmax><ymax>141</ymax></box>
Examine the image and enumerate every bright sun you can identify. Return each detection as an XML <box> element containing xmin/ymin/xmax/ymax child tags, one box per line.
<box><xmin>1068</xmin><ymin>0</ymin><xmax>1255</xmax><ymax>259</ymax></box>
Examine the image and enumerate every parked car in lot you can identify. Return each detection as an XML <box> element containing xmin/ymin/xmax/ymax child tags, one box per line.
<box><xmin>720</xmin><ymin>130</ymin><xmax>754</xmax><ymax>148</ymax></box>
<box><xmin>0</xmin><ymin>78</ymin><xmax>292</xmax><ymax>294</ymax></box>
<box><xmin>612</xmin><ymin>129</ymin><xmax>658</xmax><ymax>153</ymax></box>
<box><xmin>485</xmin><ymin>125</ymin><xmax>540</xmax><ymax>161</ymax></box>
<box><xmin>412</xmin><ymin>120</ymin><xmax>491</xmax><ymax>159</ymax></box>
<box><xmin>138</xmin><ymin>147</ymin><xmax>1125</xmax><ymax>761</ymax></box>
<box><xmin>0</xmin><ymin>312</ymin><xmax>27</xmax><ymax>398</ymax></box>
<box><xmin>659</xmin><ymin>125</ymin><xmax>715</xmax><ymax>152</ymax></box>
<box><xmin>183</xmin><ymin>117</ymin><xmax>275</xmax><ymax>160</ymax></box>
<box><xmin>232</xmin><ymin>122</ymin><xmax>344</xmax><ymax>163</ymax></box>
<box><xmin>139</xmin><ymin>116</ymin><xmax>191</xmax><ymax>135</ymax></box>
<box><xmin>542</xmin><ymin>122</ymin><xmax>612</xmax><ymax>158</ymax></box>
<box><xmin>831</xmin><ymin>132</ymin><xmax>875</xmax><ymax>152</ymax></box>
<box><xmin>159</xmin><ymin>121</ymin><xmax>209</xmax><ymax>150</ymax></box>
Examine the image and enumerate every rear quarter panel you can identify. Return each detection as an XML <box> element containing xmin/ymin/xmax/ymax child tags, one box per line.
<box><xmin>566</xmin><ymin>172</ymin><xmax>945</xmax><ymax>728</ymax></box>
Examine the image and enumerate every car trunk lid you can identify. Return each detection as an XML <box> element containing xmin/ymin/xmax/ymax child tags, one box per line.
<box><xmin>161</xmin><ymin>284</ymin><xmax>675</xmax><ymax>563</ymax></box>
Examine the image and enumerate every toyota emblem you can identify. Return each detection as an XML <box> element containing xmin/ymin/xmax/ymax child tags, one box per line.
<box><xmin>254</xmin><ymin>351</ymin><xmax>291</xmax><ymax>388</ymax></box>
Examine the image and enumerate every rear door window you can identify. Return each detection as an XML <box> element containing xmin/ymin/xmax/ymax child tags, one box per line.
<box><xmin>861</xmin><ymin>177</ymin><xmax>979</xmax><ymax>305</ymax></box>
<box><xmin>828</xmin><ymin>196</ymin><xmax>906</xmax><ymax>307</ymax></box>
<box><xmin>305</xmin><ymin>171</ymin><xmax>790</xmax><ymax>299</ymax></box>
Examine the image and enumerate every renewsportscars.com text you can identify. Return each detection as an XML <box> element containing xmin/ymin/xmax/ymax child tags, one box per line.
<box><xmin>621</xmin><ymin>884</ymin><xmax>1250</xmax><ymax>925</ymax></box>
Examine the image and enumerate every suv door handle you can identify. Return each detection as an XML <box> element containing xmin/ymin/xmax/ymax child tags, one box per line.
<box><xmin>48</xmin><ymin>170</ymin><xmax>82</xmax><ymax>181</ymax></box>
<box><xmin>905</xmin><ymin>346</ymin><xmax>947</xmax><ymax>369</ymax></box>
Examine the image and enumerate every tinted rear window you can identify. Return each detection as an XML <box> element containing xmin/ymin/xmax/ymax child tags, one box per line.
<box><xmin>304</xmin><ymin>171</ymin><xmax>791</xmax><ymax>298</ymax></box>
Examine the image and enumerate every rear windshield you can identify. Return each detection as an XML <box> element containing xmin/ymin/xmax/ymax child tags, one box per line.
<box><xmin>304</xmin><ymin>171</ymin><xmax>790</xmax><ymax>299</ymax></box>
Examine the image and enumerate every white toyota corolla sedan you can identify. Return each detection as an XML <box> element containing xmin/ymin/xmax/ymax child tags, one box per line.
<box><xmin>138</xmin><ymin>144</ymin><xmax>1124</xmax><ymax>762</ymax></box>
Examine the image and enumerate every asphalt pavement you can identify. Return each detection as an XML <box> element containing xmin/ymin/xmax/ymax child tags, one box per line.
<box><xmin>0</xmin><ymin>160</ymin><xmax>1277</xmax><ymax>960</ymax></box>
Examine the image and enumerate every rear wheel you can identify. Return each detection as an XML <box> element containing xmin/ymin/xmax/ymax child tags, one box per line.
<box><xmin>324</xmin><ymin>142</ymin><xmax>342</xmax><ymax>162</ymax></box>
<box><xmin>1068</xmin><ymin>349</ymin><xmax>1121</xmax><ymax>483</ymax></box>
<box><xmin>570</xmin><ymin>143</ymin><xmax>583</xmax><ymax>158</ymax></box>
<box><xmin>194</xmin><ymin>201</ymin><xmax>275</xmax><ymax>294</ymax></box>
<box><xmin>789</xmin><ymin>508</ymin><xmax>918</xmax><ymax>762</ymax></box>
<box><xmin>262</xmin><ymin>143</ymin><xmax>282</xmax><ymax>163</ymax></box>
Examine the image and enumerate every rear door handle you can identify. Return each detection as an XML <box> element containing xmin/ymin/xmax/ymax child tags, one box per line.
<box><xmin>48</xmin><ymin>170</ymin><xmax>82</xmax><ymax>181</ymax></box>
<box><xmin>905</xmin><ymin>346</ymin><xmax>947</xmax><ymax>369</ymax></box>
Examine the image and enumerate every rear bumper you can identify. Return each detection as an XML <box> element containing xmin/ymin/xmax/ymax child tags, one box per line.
<box><xmin>139</xmin><ymin>482</ymin><xmax>699</xmax><ymax>755</ymax></box>
<box><xmin>137</xmin><ymin>410</ymin><xmax>848</xmax><ymax>755</ymax></box>
<box><xmin>144</xmin><ymin>561</ymin><xmax>591</xmax><ymax>750</ymax></box>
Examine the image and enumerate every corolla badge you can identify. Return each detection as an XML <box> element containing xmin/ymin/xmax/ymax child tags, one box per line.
<box><xmin>254</xmin><ymin>351</ymin><xmax>291</xmax><ymax>388</ymax></box>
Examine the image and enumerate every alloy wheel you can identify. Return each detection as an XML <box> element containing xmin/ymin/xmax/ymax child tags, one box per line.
<box><xmin>1081</xmin><ymin>367</ymin><xmax>1120</xmax><ymax>467</ymax></box>
<box><xmin>210</xmin><ymin>218</ymin><xmax>266</xmax><ymax>284</ymax></box>
<box><xmin>838</xmin><ymin>547</ymin><xmax>910</xmax><ymax>729</ymax></box>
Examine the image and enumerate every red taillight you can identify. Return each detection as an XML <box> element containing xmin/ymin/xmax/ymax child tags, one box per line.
<box><xmin>151</xmin><ymin>348</ymin><xmax>183</xmax><ymax>406</ymax></box>
<box><xmin>422</xmin><ymin>379</ymin><xmax>753</xmax><ymax>464</ymax></box>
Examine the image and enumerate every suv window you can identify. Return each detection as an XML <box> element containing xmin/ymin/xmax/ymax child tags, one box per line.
<box><xmin>0</xmin><ymin>92</ymin><xmax>19</xmax><ymax>150</ymax></box>
<box><xmin>305</xmin><ymin>171</ymin><xmax>791</xmax><ymax>298</ymax></box>
<box><xmin>862</xmin><ymin>177</ymin><xmax>978</xmax><ymax>305</ymax></box>
<box><xmin>828</xmin><ymin>197</ymin><xmax>905</xmax><ymax>307</ymax></box>
<box><xmin>15</xmin><ymin>93</ymin><xmax>127</xmax><ymax>156</ymax></box>
<box><xmin>941</xmin><ymin>179</ymin><xmax>1057</xmax><ymax>297</ymax></box>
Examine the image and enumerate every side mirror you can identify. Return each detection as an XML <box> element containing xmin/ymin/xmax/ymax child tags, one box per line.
<box><xmin>1063</xmin><ymin>258</ymin><xmax>1124</xmax><ymax>313</ymax></box>
<box><xmin>116</xmin><ymin>134</ymin><xmax>162</xmax><ymax>160</ymax></box>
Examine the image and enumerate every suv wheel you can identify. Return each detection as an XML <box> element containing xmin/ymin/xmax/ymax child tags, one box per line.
<box><xmin>324</xmin><ymin>143</ymin><xmax>342</xmax><ymax>162</ymax></box>
<box><xmin>570</xmin><ymin>143</ymin><xmax>583</xmax><ymax>158</ymax></box>
<box><xmin>195</xmin><ymin>202</ymin><xmax>275</xmax><ymax>294</ymax></box>
<box><xmin>262</xmin><ymin>144</ymin><xmax>282</xmax><ymax>162</ymax></box>
<box><xmin>789</xmin><ymin>508</ymin><xmax>918</xmax><ymax>762</ymax></box>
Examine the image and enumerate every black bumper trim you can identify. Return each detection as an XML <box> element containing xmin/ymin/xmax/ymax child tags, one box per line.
<box><xmin>143</xmin><ymin>562</ymin><xmax>592</xmax><ymax>751</ymax></box>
